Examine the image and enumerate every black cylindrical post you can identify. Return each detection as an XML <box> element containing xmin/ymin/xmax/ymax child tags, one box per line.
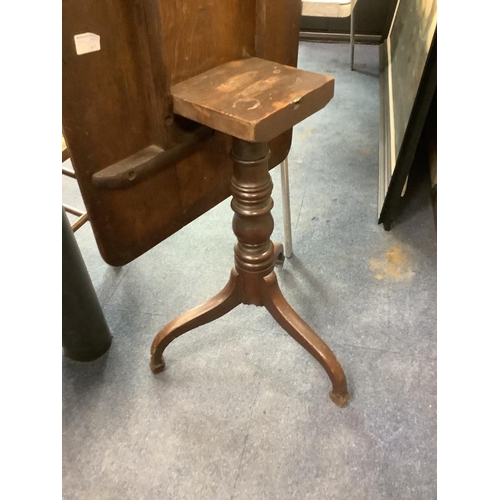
<box><xmin>62</xmin><ymin>208</ymin><xmax>112</xmax><ymax>361</ymax></box>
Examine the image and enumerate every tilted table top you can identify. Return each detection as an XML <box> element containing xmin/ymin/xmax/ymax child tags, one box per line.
<box><xmin>171</xmin><ymin>57</ymin><xmax>335</xmax><ymax>143</ymax></box>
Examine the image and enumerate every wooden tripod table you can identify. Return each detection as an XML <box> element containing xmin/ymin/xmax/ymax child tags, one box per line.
<box><xmin>150</xmin><ymin>58</ymin><xmax>349</xmax><ymax>407</ymax></box>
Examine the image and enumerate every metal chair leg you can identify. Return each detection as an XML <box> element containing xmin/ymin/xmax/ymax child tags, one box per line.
<box><xmin>350</xmin><ymin>6</ymin><xmax>355</xmax><ymax>70</ymax></box>
<box><xmin>280</xmin><ymin>157</ymin><xmax>293</xmax><ymax>258</ymax></box>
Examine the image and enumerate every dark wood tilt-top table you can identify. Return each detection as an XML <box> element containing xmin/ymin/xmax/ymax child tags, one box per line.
<box><xmin>148</xmin><ymin>57</ymin><xmax>350</xmax><ymax>407</ymax></box>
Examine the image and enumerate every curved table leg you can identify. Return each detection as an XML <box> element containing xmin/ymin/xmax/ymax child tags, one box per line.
<box><xmin>263</xmin><ymin>272</ymin><xmax>350</xmax><ymax>407</ymax></box>
<box><xmin>150</xmin><ymin>270</ymin><xmax>242</xmax><ymax>373</ymax></box>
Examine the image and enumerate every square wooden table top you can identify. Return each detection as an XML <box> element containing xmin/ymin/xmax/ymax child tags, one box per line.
<box><xmin>171</xmin><ymin>57</ymin><xmax>334</xmax><ymax>142</ymax></box>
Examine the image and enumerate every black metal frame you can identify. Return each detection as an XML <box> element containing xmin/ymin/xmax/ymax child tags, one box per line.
<box><xmin>378</xmin><ymin>31</ymin><xmax>437</xmax><ymax>230</ymax></box>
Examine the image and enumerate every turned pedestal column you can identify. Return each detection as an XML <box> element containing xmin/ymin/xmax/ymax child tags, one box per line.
<box><xmin>150</xmin><ymin>58</ymin><xmax>350</xmax><ymax>406</ymax></box>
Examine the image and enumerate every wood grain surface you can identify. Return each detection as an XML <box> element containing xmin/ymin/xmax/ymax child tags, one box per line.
<box><xmin>62</xmin><ymin>0</ymin><xmax>302</xmax><ymax>265</ymax></box>
<box><xmin>171</xmin><ymin>58</ymin><xmax>334</xmax><ymax>142</ymax></box>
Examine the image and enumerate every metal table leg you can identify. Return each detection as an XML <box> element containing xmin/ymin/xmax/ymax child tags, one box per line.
<box><xmin>280</xmin><ymin>157</ymin><xmax>293</xmax><ymax>258</ymax></box>
<box><xmin>350</xmin><ymin>6</ymin><xmax>355</xmax><ymax>70</ymax></box>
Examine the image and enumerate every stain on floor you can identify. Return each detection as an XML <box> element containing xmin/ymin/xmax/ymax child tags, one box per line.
<box><xmin>299</xmin><ymin>127</ymin><xmax>315</xmax><ymax>139</ymax></box>
<box><xmin>369</xmin><ymin>244</ymin><xmax>415</xmax><ymax>282</ymax></box>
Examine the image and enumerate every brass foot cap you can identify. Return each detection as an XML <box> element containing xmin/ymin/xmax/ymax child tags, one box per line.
<box><xmin>330</xmin><ymin>390</ymin><xmax>350</xmax><ymax>408</ymax></box>
<box><xmin>150</xmin><ymin>356</ymin><xmax>166</xmax><ymax>374</ymax></box>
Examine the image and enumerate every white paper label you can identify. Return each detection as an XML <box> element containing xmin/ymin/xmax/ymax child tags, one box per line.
<box><xmin>74</xmin><ymin>33</ymin><xmax>100</xmax><ymax>55</ymax></box>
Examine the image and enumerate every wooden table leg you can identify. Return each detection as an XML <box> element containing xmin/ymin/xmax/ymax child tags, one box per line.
<box><xmin>150</xmin><ymin>269</ymin><xmax>242</xmax><ymax>373</ymax></box>
<box><xmin>263</xmin><ymin>272</ymin><xmax>349</xmax><ymax>407</ymax></box>
<box><xmin>150</xmin><ymin>138</ymin><xmax>349</xmax><ymax>406</ymax></box>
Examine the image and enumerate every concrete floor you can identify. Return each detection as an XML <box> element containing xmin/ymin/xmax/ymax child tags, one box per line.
<box><xmin>63</xmin><ymin>42</ymin><xmax>437</xmax><ymax>499</ymax></box>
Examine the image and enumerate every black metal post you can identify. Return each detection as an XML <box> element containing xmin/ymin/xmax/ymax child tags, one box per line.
<box><xmin>62</xmin><ymin>208</ymin><xmax>112</xmax><ymax>361</ymax></box>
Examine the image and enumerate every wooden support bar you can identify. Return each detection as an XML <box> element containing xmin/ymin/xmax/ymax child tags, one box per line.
<box><xmin>71</xmin><ymin>213</ymin><xmax>89</xmax><ymax>232</ymax></box>
<box><xmin>63</xmin><ymin>204</ymin><xmax>84</xmax><ymax>217</ymax></box>
<box><xmin>92</xmin><ymin>126</ymin><xmax>214</xmax><ymax>190</ymax></box>
<box><xmin>62</xmin><ymin>167</ymin><xmax>76</xmax><ymax>179</ymax></box>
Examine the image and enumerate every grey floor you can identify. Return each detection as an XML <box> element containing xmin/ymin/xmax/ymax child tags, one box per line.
<box><xmin>63</xmin><ymin>42</ymin><xmax>437</xmax><ymax>500</ymax></box>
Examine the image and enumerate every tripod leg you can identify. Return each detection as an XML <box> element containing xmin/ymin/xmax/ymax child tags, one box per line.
<box><xmin>263</xmin><ymin>272</ymin><xmax>349</xmax><ymax>407</ymax></box>
<box><xmin>150</xmin><ymin>270</ymin><xmax>242</xmax><ymax>373</ymax></box>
